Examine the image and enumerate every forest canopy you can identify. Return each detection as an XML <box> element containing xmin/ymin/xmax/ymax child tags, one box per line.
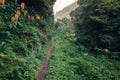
<box><xmin>9</xmin><ymin>0</ymin><xmax>56</xmax><ymax>24</ymax></box>
<box><xmin>71</xmin><ymin>0</ymin><xmax>120</xmax><ymax>52</ymax></box>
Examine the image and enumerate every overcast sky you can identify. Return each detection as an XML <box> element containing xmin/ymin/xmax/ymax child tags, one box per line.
<box><xmin>53</xmin><ymin>0</ymin><xmax>76</xmax><ymax>15</ymax></box>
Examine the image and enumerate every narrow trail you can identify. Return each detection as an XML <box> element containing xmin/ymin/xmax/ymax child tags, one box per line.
<box><xmin>37</xmin><ymin>38</ymin><xmax>54</xmax><ymax>80</ymax></box>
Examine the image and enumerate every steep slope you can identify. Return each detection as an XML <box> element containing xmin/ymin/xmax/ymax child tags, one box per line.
<box><xmin>0</xmin><ymin>0</ymin><xmax>55</xmax><ymax>80</ymax></box>
<box><xmin>55</xmin><ymin>1</ymin><xmax>78</xmax><ymax>21</ymax></box>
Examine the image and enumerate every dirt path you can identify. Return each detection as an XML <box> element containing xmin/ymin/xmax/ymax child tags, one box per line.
<box><xmin>37</xmin><ymin>38</ymin><xmax>54</xmax><ymax>80</ymax></box>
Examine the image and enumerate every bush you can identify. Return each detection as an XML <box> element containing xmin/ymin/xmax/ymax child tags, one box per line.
<box><xmin>0</xmin><ymin>1</ymin><xmax>54</xmax><ymax>79</ymax></box>
<box><xmin>71</xmin><ymin>0</ymin><xmax>120</xmax><ymax>52</ymax></box>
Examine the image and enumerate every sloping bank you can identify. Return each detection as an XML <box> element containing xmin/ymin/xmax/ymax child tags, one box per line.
<box><xmin>46</xmin><ymin>31</ymin><xmax>120</xmax><ymax>80</ymax></box>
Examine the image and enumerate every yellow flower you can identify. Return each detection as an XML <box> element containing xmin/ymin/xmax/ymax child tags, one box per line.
<box><xmin>16</xmin><ymin>10</ymin><xmax>21</xmax><ymax>17</ymax></box>
<box><xmin>73</xmin><ymin>33</ymin><xmax>76</xmax><ymax>36</ymax></box>
<box><xmin>14</xmin><ymin>14</ymin><xmax>19</xmax><ymax>21</ymax></box>
<box><xmin>11</xmin><ymin>17</ymin><xmax>16</xmax><ymax>22</ymax></box>
<box><xmin>31</xmin><ymin>16</ymin><xmax>34</xmax><ymax>20</ymax></box>
<box><xmin>28</xmin><ymin>16</ymin><xmax>30</xmax><ymax>19</ymax></box>
<box><xmin>36</xmin><ymin>15</ymin><xmax>40</xmax><ymax>20</ymax></box>
<box><xmin>0</xmin><ymin>0</ymin><xmax>5</xmax><ymax>5</ymax></box>
<box><xmin>11</xmin><ymin>14</ymin><xmax>19</xmax><ymax>22</ymax></box>
<box><xmin>104</xmin><ymin>49</ymin><xmax>109</xmax><ymax>53</ymax></box>
<box><xmin>71</xmin><ymin>33</ymin><xmax>75</xmax><ymax>36</ymax></box>
<box><xmin>20</xmin><ymin>3</ymin><xmax>25</xmax><ymax>9</ymax></box>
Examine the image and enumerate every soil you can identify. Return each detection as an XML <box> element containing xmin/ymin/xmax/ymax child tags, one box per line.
<box><xmin>37</xmin><ymin>38</ymin><xmax>54</xmax><ymax>80</ymax></box>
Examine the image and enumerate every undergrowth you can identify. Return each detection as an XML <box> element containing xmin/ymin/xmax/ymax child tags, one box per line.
<box><xmin>0</xmin><ymin>1</ymin><xmax>52</xmax><ymax>80</ymax></box>
<box><xmin>46</xmin><ymin>28</ymin><xmax>120</xmax><ymax>80</ymax></box>
<box><xmin>0</xmin><ymin>1</ymin><xmax>120</xmax><ymax>80</ymax></box>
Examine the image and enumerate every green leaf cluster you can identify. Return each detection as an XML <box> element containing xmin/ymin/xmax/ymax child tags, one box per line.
<box><xmin>46</xmin><ymin>31</ymin><xmax>120</xmax><ymax>80</ymax></box>
<box><xmin>0</xmin><ymin>1</ymin><xmax>54</xmax><ymax>79</ymax></box>
<box><xmin>71</xmin><ymin>0</ymin><xmax>120</xmax><ymax>52</ymax></box>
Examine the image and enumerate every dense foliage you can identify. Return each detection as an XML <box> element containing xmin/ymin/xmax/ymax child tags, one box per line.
<box><xmin>46</xmin><ymin>26</ymin><xmax>120</xmax><ymax>80</ymax></box>
<box><xmin>0</xmin><ymin>0</ymin><xmax>55</xmax><ymax>79</ymax></box>
<box><xmin>17</xmin><ymin>0</ymin><xmax>56</xmax><ymax>26</ymax></box>
<box><xmin>71</xmin><ymin>0</ymin><xmax>120</xmax><ymax>52</ymax></box>
<box><xmin>1</xmin><ymin>0</ymin><xmax>120</xmax><ymax>80</ymax></box>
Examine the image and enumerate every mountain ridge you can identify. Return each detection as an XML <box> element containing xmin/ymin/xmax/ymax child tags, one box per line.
<box><xmin>55</xmin><ymin>1</ymin><xmax>78</xmax><ymax>21</ymax></box>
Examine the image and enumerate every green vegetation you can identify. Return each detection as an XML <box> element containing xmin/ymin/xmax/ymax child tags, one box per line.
<box><xmin>71</xmin><ymin>0</ymin><xmax>120</xmax><ymax>52</ymax></box>
<box><xmin>46</xmin><ymin>0</ymin><xmax>120</xmax><ymax>79</ymax></box>
<box><xmin>0</xmin><ymin>0</ymin><xmax>55</xmax><ymax>80</ymax></box>
<box><xmin>0</xmin><ymin>0</ymin><xmax>120</xmax><ymax>80</ymax></box>
<box><xmin>45</xmin><ymin>26</ymin><xmax>120</xmax><ymax>80</ymax></box>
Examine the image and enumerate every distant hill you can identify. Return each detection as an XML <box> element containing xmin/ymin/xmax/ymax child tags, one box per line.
<box><xmin>55</xmin><ymin>1</ymin><xmax>78</xmax><ymax>21</ymax></box>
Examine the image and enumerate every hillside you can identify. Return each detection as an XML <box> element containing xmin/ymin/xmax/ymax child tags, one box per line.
<box><xmin>0</xmin><ymin>0</ymin><xmax>120</xmax><ymax>80</ymax></box>
<box><xmin>0</xmin><ymin>0</ymin><xmax>55</xmax><ymax>80</ymax></box>
<box><xmin>55</xmin><ymin>1</ymin><xmax>78</xmax><ymax>21</ymax></box>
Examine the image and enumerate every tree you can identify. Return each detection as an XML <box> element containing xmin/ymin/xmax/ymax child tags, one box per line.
<box><xmin>14</xmin><ymin>0</ymin><xmax>56</xmax><ymax>26</ymax></box>
<box><xmin>71</xmin><ymin>0</ymin><xmax>120</xmax><ymax>51</ymax></box>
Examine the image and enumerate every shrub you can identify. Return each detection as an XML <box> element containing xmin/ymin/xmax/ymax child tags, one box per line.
<box><xmin>71</xmin><ymin>0</ymin><xmax>120</xmax><ymax>52</ymax></box>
